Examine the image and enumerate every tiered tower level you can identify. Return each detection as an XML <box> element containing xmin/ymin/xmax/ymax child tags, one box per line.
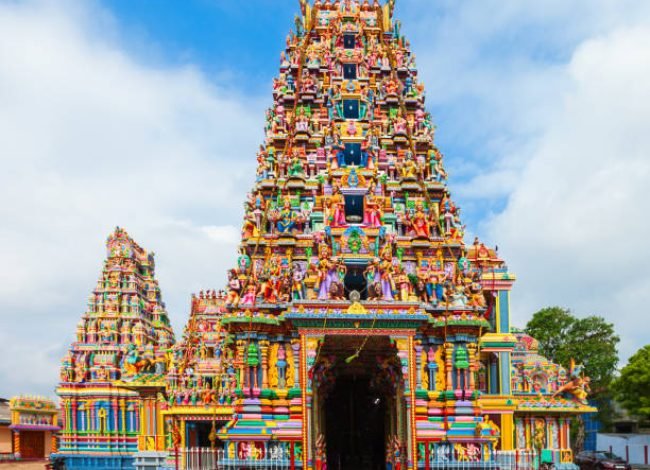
<box><xmin>168</xmin><ymin>1</ymin><xmax>519</xmax><ymax>468</ymax></box>
<box><xmin>56</xmin><ymin>228</ymin><xmax>175</xmax><ymax>467</ymax></box>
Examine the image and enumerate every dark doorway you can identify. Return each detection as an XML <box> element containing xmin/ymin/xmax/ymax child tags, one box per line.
<box><xmin>186</xmin><ymin>421</ymin><xmax>224</xmax><ymax>448</ymax></box>
<box><xmin>344</xmin><ymin>143</ymin><xmax>362</xmax><ymax>166</ymax></box>
<box><xmin>344</xmin><ymin>264</ymin><xmax>367</xmax><ymax>299</ymax></box>
<box><xmin>325</xmin><ymin>375</ymin><xmax>386</xmax><ymax>470</ymax></box>
<box><xmin>343</xmin><ymin>99</ymin><xmax>360</xmax><ymax>119</ymax></box>
<box><xmin>344</xmin><ymin>194</ymin><xmax>364</xmax><ymax>223</ymax></box>
<box><xmin>343</xmin><ymin>64</ymin><xmax>358</xmax><ymax>80</ymax></box>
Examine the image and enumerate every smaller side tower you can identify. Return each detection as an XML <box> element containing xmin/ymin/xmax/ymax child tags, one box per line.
<box><xmin>55</xmin><ymin>228</ymin><xmax>175</xmax><ymax>469</ymax></box>
<box><xmin>162</xmin><ymin>291</ymin><xmax>235</xmax><ymax>453</ymax></box>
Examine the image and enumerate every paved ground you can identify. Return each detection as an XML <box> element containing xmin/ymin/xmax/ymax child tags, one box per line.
<box><xmin>0</xmin><ymin>462</ymin><xmax>47</xmax><ymax>470</ymax></box>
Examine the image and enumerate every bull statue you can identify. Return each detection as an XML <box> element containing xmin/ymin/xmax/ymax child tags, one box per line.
<box><xmin>123</xmin><ymin>343</ymin><xmax>155</xmax><ymax>376</ymax></box>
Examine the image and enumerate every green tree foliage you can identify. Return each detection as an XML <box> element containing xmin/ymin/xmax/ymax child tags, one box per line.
<box><xmin>525</xmin><ymin>307</ymin><xmax>619</xmax><ymax>390</ymax></box>
<box><xmin>613</xmin><ymin>345</ymin><xmax>650</xmax><ymax>419</ymax></box>
<box><xmin>525</xmin><ymin>307</ymin><xmax>575</xmax><ymax>365</ymax></box>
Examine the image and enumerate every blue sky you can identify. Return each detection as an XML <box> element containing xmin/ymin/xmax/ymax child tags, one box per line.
<box><xmin>102</xmin><ymin>1</ymin><xmax>296</xmax><ymax>90</ymax></box>
<box><xmin>0</xmin><ymin>0</ymin><xmax>649</xmax><ymax>397</ymax></box>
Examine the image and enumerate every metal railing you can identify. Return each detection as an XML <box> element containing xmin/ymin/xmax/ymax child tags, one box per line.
<box><xmin>160</xmin><ymin>448</ymin><xmax>576</xmax><ymax>470</ymax></box>
<box><xmin>419</xmin><ymin>449</ymin><xmax>542</xmax><ymax>469</ymax></box>
<box><xmin>165</xmin><ymin>447</ymin><xmax>297</xmax><ymax>470</ymax></box>
<box><xmin>494</xmin><ymin>450</ymin><xmax>539</xmax><ymax>470</ymax></box>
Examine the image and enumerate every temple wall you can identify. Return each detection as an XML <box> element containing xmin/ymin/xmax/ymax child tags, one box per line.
<box><xmin>44</xmin><ymin>431</ymin><xmax>53</xmax><ymax>455</ymax></box>
<box><xmin>0</xmin><ymin>427</ymin><xmax>12</xmax><ymax>453</ymax></box>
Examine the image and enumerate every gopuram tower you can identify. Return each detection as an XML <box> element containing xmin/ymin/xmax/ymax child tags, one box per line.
<box><xmin>166</xmin><ymin>1</ymin><xmax>518</xmax><ymax>469</ymax></box>
<box><xmin>56</xmin><ymin>228</ymin><xmax>175</xmax><ymax>468</ymax></box>
<box><xmin>55</xmin><ymin>2</ymin><xmax>595</xmax><ymax>469</ymax></box>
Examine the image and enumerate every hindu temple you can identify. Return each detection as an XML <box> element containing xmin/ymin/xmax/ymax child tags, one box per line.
<box><xmin>54</xmin><ymin>1</ymin><xmax>594</xmax><ymax>469</ymax></box>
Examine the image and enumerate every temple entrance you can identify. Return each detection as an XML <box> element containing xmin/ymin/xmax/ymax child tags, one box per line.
<box><xmin>19</xmin><ymin>431</ymin><xmax>45</xmax><ymax>459</ymax></box>
<box><xmin>313</xmin><ymin>336</ymin><xmax>406</xmax><ymax>470</ymax></box>
<box><xmin>185</xmin><ymin>421</ymin><xmax>224</xmax><ymax>449</ymax></box>
<box><xmin>325</xmin><ymin>375</ymin><xmax>386</xmax><ymax>469</ymax></box>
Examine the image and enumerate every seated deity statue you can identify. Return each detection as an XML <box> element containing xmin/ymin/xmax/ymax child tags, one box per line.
<box><xmin>400</xmin><ymin>156</ymin><xmax>418</xmax><ymax>179</ymax></box>
<box><xmin>449</xmin><ymin>285</ymin><xmax>468</xmax><ymax>307</ymax></box>
<box><xmin>287</xmin><ymin>155</ymin><xmax>305</xmax><ymax>177</ymax></box>
<box><xmin>393</xmin><ymin>114</ymin><xmax>408</xmax><ymax>135</ymax></box>
<box><xmin>295</xmin><ymin>112</ymin><xmax>310</xmax><ymax>133</ymax></box>
<box><xmin>407</xmin><ymin>203</ymin><xmax>430</xmax><ymax>238</ymax></box>
<box><xmin>384</xmin><ymin>78</ymin><xmax>399</xmax><ymax>95</ymax></box>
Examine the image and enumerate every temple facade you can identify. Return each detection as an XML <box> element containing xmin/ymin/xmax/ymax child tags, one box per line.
<box><xmin>4</xmin><ymin>396</ymin><xmax>60</xmax><ymax>461</ymax></box>
<box><xmin>55</xmin><ymin>2</ymin><xmax>594</xmax><ymax>469</ymax></box>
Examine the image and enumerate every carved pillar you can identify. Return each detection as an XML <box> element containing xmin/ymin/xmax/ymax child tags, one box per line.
<box><xmin>501</xmin><ymin>413</ymin><xmax>514</xmax><ymax>450</ymax></box>
<box><xmin>444</xmin><ymin>343</ymin><xmax>454</xmax><ymax>391</ymax></box>
<box><xmin>120</xmin><ymin>398</ymin><xmax>127</xmax><ymax>435</ymax></box>
<box><xmin>51</xmin><ymin>432</ymin><xmax>58</xmax><ymax>454</ymax></box>
<box><xmin>236</xmin><ymin>340</ymin><xmax>246</xmax><ymax>391</ymax></box>
<box><xmin>180</xmin><ymin>419</ymin><xmax>186</xmax><ymax>451</ymax></box>
<box><xmin>407</xmin><ymin>336</ymin><xmax>418</xmax><ymax>470</ymax></box>
<box><xmin>558</xmin><ymin>417</ymin><xmax>566</xmax><ymax>449</ymax></box>
<box><xmin>467</xmin><ymin>343</ymin><xmax>477</xmax><ymax>391</ymax></box>
<box><xmin>304</xmin><ymin>336</ymin><xmax>321</xmax><ymax>469</ymax></box>
<box><xmin>525</xmin><ymin>416</ymin><xmax>532</xmax><ymax>449</ymax></box>
<box><xmin>291</xmin><ymin>340</ymin><xmax>301</xmax><ymax>386</ymax></box>
<box><xmin>71</xmin><ymin>399</ymin><xmax>77</xmax><ymax>432</ymax></box>
<box><xmin>13</xmin><ymin>430</ymin><xmax>20</xmax><ymax>459</ymax></box>
<box><xmin>300</xmin><ymin>334</ymin><xmax>309</xmax><ymax>470</ymax></box>
<box><xmin>393</xmin><ymin>336</ymin><xmax>413</xmax><ymax>469</ymax></box>
<box><xmin>88</xmin><ymin>401</ymin><xmax>94</xmax><ymax>434</ymax></box>
<box><xmin>564</xmin><ymin>418</ymin><xmax>571</xmax><ymax>449</ymax></box>
<box><xmin>134</xmin><ymin>400</ymin><xmax>140</xmax><ymax>441</ymax></box>
<box><xmin>395</xmin><ymin>338</ymin><xmax>409</xmax><ymax>389</ymax></box>
<box><xmin>260</xmin><ymin>340</ymin><xmax>270</xmax><ymax>389</ymax></box>
<box><xmin>414</xmin><ymin>341</ymin><xmax>423</xmax><ymax>389</ymax></box>
<box><xmin>112</xmin><ymin>398</ymin><xmax>119</xmax><ymax>449</ymax></box>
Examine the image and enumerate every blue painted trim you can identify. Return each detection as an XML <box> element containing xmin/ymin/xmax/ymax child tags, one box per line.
<box><xmin>499</xmin><ymin>352</ymin><xmax>511</xmax><ymax>395</ymax></box>
<box><xmin>53</xmin><ymin>454</ymin><xmax>134</xmax><ymax>470</ymax></box>
<box><xmin>498</xmin><ymin>291</ymin><xmax>509</xmax><ymax>332</ymax></box>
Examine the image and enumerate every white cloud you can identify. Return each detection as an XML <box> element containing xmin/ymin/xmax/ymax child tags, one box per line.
<box><xmin>0</xmin><ymin>0</ymin><xmax>260</xmax><ymax>396</ymax></box>
<box><xmin>486</xmin><ymin>25</ymin><xmax>650</xmax><ymax>362</ymax></box>
<box><xmin>201</xmin><ymin>225</ymin><xmax>241</xmax><ymax>245</ymax></box>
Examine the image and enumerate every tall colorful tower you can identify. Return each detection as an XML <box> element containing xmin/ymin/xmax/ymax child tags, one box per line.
<box><xmin>53</xmin><ymin>2</ymin><xmax>595</xmax><ymax>469</ymax></box>
<box><xmin>56</xmin><ymin>227</ymin><xmax>175</xmax><ymax>469</ymax></box>
<box><xmin>166</xmin><ymin>1</ymin><xmax>520</xmax><ymax>469</ymax></box>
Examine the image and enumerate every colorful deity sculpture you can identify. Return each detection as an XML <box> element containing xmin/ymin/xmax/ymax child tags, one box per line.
<box><xmin>328</xmin><ymin>184</ymin><xmax>347</xmax><ymax>227</ymax></box>
<box><xmin>276</xmin><ymin>198</ymin><xmax>296</xmax><ymax>234</ymax></box>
